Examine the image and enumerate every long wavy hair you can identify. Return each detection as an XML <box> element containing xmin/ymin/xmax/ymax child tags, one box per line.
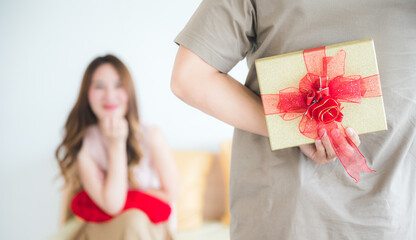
<box><xmin>56</xmin><ymin>54</ymin><xmax>142</xmax><ymax>191</ymax></box>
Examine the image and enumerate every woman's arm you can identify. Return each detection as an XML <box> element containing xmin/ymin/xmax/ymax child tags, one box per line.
<box><xmin>145</xmin><ymin>126</ymin><xmax>179</xmax><ymax>203</ymax></box>
<box><xmin>77</xmin><ymin>118</ymin><xmax>129</xmax><ymax>216</ymax></box>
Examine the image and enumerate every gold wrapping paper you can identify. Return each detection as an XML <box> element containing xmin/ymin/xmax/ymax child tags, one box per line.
<box><xmin>255</xmin><ymin>39</ymin><xmax>387</xmax><ymax>151</ymax></box>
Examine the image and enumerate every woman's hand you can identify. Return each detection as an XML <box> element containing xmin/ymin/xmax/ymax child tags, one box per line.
<box><xmin>99</xmin><ymin>116</ymin><xmax>129</xmax><ymax>145</ymax></box>
<box><xmin>299</xmin><ymin>127</ymin><xmax>361</xmax><ymax>164</ymax></box>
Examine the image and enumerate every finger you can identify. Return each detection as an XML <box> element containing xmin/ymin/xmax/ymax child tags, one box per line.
<box><xmin>331</xmin><ymin>129</ymin><xmax>355</xmax><ymax>158</ymax></box>
<box><xmin>102</xmin><ymin>117</ymin><xmax>111</xmax><ymax>130</ymax></box>
<box><xmin>319</xmin><ymin>129</ymin><xmax>337</xmax><ymax>161</ymax></box>
<box><xmin>110</xmin><ymin>117</ymin><xmax>116</xmax><ymax>131</ymax></box>
<box><xmin>345</xmin><ymin>127</ymin><xmax>360</xmax><ymax>146</ymax></box>
<box><xmin>315</xmin><ymin>139</ymin><xmax>325</xmax><ymax>153</ymax></box>
<box><xmin>299</xmin><ymin>143</ymin><xmax>315</xmax><ymax>159</ymax></box>
<box><xmin>314</xmin><ymin>140</ymin><xmax>327</xmax><ymax>164</ymax></box>
<box><xmin>300</xmin><ymin>143</ymin><xmax>324</xmax><ymax>164</ymax></box>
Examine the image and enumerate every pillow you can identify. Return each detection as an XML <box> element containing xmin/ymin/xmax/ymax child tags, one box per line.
<box><xmin>173</xmin><ymin>151</ymin><xmax>214</xmax><ymax>231</ymax></box>
<box><xmin>218</xmin><ymin>141</ymin><xmax>232</xmax><ymax>225</ymax></box>
<box><xmin>203</xmin><ymin>155</ymin><xmax>225</xmax><ymax>220</ymax></box>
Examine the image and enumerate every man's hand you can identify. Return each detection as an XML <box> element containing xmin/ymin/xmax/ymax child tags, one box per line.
<box><xmin>299</xmin><ymin>127</ymin><xmax>361</xmax><ymax>164</ymax></box>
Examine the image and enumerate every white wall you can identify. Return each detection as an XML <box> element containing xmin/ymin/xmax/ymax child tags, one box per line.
<box><xmin>0</xmin><ymin>0</ymin><xmax>248</xmax><ymax>239</ymax></box>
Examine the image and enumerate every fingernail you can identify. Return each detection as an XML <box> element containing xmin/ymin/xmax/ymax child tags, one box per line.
<box><xmin>346</xmin><ymin>128</ymin><xmax>354</xmax><ymax>137</ymax></box>
<box><xmin>318</xmin><ymin>128</ymin><xmax>327</xmax><ymax>138</ymax></box>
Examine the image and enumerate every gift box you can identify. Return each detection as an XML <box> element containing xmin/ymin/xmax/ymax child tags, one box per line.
<box><xmin>255</xmin><ymin>39</ymin><xmax>387</xmax><ymax>182</ymax></box>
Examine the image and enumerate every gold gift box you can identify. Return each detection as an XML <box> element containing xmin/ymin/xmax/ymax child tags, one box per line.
<box><xmin>255</xmin><ymin>39</ymin><xmax>387</xmax><ymax>151</ymax></box>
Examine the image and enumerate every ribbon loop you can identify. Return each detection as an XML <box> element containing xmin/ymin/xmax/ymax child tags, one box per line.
<box><xmin>307</xmin><ymin>92</ymin><xmax>316</xmax><ymax>105</ymax></box>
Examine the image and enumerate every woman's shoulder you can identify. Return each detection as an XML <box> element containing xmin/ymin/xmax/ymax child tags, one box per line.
<box><xmin>136</xmin><ymin>124</ymin><xmax>168</xmax><ymax>160</ymax></box>
<box><xmin>139</xmin><ymin>124</ymin><xmax>164</xmax><ymax>145</ymax></box>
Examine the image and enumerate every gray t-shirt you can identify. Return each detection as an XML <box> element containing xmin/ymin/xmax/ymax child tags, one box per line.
<box><xmin>175</xmin><ymin>0</ymin><xmax>416</xmax><ymax>239</ymax></box>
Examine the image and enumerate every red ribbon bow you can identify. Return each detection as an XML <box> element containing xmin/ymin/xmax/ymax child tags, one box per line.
<box><xmin>261</xmin><ymin>46</ymin><xmax>382</xmax><ymax>183</ymax></box>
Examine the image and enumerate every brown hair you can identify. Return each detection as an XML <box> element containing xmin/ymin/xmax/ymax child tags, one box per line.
<box><xmin>56</xmin><ymin>54</ymin><xmax>142</xmax><ymax>191</ymax></box>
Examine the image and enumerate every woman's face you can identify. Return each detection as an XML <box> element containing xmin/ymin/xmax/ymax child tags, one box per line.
<box><xmin>88</xmin><ymin>63</ymin><xmax>129</xmax><ymax>120</ymax></box>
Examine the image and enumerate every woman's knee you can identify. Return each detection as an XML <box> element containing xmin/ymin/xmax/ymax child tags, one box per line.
<box><xmin>118</xmin><ymin>210</ymin><xmax>152</xmax><ymax>228</ymax></box>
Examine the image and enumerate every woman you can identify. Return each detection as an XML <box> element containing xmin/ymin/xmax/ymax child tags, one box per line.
<box><xmin>56</xmin><ymin>54</ymin><xmax>178</xmax><ymax>240</ymax></box>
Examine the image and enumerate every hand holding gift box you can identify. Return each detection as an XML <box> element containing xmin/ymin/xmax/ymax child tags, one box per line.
<box><xmin>256</xmin><ymin>39</ymin><xmax>387</xmax><ymax>183</ymax></box>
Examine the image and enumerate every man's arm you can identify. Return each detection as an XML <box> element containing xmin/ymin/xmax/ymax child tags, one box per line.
<box><xmin>171</xmin><ymin>45</ymin><xmax>268</xmax><ymax>137</ymax></box>
<box><xmin>171</xmin><ymin>45</ymin><xmax>361</xmax><ymax>164</ymax></box>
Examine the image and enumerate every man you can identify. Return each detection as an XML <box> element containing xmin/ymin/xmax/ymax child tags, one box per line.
<box><xmin>171</xmin><ymin>1</ymin><xmax>416</xmax><ymax>239</ymax></box>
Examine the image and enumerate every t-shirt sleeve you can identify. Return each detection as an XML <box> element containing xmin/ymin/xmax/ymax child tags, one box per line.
<box><xmin>174</xmin><ymin>0</ymin><xmax>256</xmax><ymax>73</ymax></box>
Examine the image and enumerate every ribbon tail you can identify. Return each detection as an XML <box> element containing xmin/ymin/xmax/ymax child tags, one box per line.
<box><xmin>321</xmin><ymin>122</ymin><xmax>375</xmax><ymax>183</ymax></box>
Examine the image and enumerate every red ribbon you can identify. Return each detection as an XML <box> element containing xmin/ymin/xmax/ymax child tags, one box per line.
<box><xmin>261</xmin><ymin>46</ymin><xmax>382</xmax><ymax>183</ymax></box>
